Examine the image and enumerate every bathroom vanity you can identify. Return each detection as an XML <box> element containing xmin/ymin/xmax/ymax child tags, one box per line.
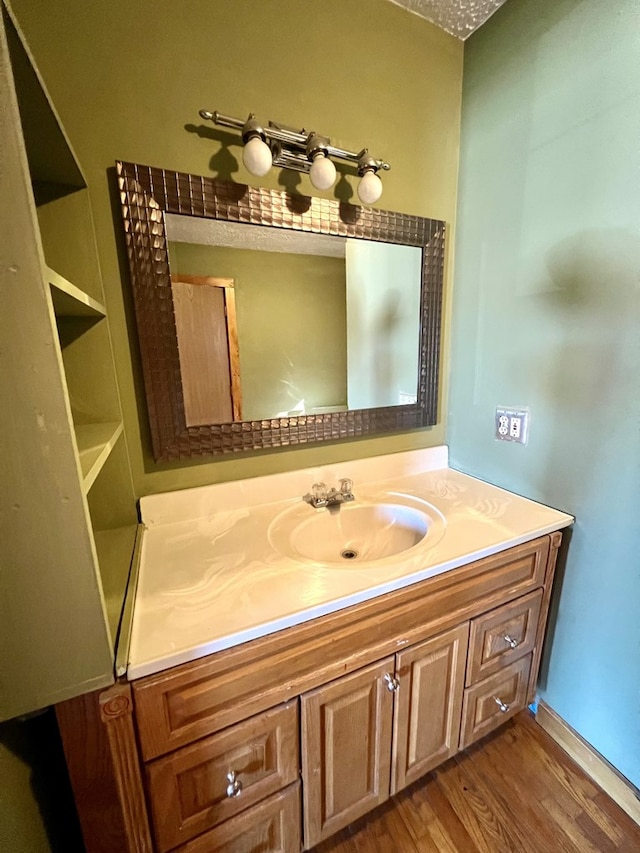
<box><xmin>56</xmin><ymin>448</ymin><xmax>572</xmax><ymax>853</ymax></box>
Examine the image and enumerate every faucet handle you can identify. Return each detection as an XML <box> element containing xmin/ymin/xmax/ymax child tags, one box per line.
<box><xmin>339</xmin><ymin>478</ymin><xmax>353</xmax><ymax>497</ymax></box>
<box><xmin>312</xmin><ymin>482</ymin><xmax>328</xmax><ymax>504</ymax></box>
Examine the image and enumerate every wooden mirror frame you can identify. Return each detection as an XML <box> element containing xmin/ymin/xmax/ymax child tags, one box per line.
<box><xmin>117</xmin><ymin>161</ymin><xmax>446</xmax><ymax>461</ymax></box>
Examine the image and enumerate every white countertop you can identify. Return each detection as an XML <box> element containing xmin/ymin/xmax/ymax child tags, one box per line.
<box><xmin>128</xmin><ymin>447</ymin><xmax>573</xmax><ymax>680</ymax></box>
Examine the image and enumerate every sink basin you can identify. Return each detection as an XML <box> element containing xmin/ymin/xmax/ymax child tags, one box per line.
<box><xmin>268</xmin><ymin>494</ymin><xmax>445</xmax><ymax>566</ymax></box>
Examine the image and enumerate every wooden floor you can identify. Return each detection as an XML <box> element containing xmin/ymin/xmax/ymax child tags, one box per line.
<box><xmin>312</xmin><ymin>711</ymin><xmax>640</xmax><ymax>853</ymax></box>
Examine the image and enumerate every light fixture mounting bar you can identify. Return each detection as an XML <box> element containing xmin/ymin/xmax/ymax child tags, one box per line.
<box><xmin>198</xmin><ymin>109</ymin><xmax>391</xmax><ymax>174</ymax></box>
<box><xmin>271</xmin><ymin>147</ymin><xmax>312</xmax><ymax>173</ymax></box>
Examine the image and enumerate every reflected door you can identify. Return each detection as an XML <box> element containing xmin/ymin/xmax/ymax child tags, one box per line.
<box><xmin>171</xmin><ymin>274</ymin><xmax>242</xmax><ymax>425</ymax></box>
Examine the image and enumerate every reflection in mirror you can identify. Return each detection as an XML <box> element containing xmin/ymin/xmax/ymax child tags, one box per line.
<box><xmin>170</xmin><ymin>272</ymin><xmax>242</xmax><ymax>425</ymax></box>
<box><xmin>345</xmin><ymin>241</ymin><xmax>421</xmax><ymax>410</ymax></box>
<box><xmin>166</xmin><ymin>214</ymin><xmax>422</xmax><ymax>421</ymax></box>
<box><xmin>116</xmin><ymin>162</ymin><xmax>445</xmax><ymax>460</ymax></box>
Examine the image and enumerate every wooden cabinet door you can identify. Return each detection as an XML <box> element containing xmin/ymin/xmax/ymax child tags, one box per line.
<box><xmin>301</xmin><ymin>657</ymin><xmax>395</xmax><ymax>848</ymax></box>
<box><xmin>392</xmin><ymin>623</ymin><xmax>468</xmax><ymax>794</ymax></box>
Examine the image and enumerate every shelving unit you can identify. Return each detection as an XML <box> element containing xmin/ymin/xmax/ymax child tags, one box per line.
<box><xmin>0</xmin><ymin>1</ymin><xmax>138</xmax><ymax>721</ymax></box>
<box><xmin>94</xmin><ymin>524</ymin><xmax>140</xmax><ymax>647</ymax></box>
<box><xmin>47</xmin><ymin>266</ymin><xmax>107</xmax><ymax>319</ymax></box>
<box><xmin>75</xmin><ymin>421</ymin><xmax>124</xmax><ymax>493</ymax></box>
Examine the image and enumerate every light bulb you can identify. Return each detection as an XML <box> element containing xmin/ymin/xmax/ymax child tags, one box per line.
<box><xmin>357</xmin><ymin>169</ymin><xmax>383</xmax><ymax>205</ymax></box>
<box><xmin>242</xmin><ymin>135</ymin><xmax>272</xmax><ymax>177</ymax></box>
<box><xmin>309</xmin><ymin>152</ymin><xmax>337</xmax><ymax>190</ymax></box>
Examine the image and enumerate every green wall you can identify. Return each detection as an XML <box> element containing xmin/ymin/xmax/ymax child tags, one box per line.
<box><xmin>169</xmin><ymin>242</ymin><xmax>347</xmax><ymax>419</ymax></box>
<box><xmin>0</xmin><ymin>713</ymin><xmax>83</xmax><ymax>852</ymax></box>
<box><xmin>449</xmin><ymin>0</ymin><xmax>640</xmax><ymax>785</ymax></box>
<box><xmin>0</xmin><ymin>736</ymin><xmax>50</xmax><ymax>853</ymax></box>
<box><xmin>10</xmin><ymin>0</ymin><xmax>463</xmax><ymax>496</ymax></box>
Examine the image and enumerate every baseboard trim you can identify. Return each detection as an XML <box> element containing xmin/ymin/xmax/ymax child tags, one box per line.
<box><xmin>536</xmin><ymin>700</ymin><xmax>640</xmax><ymax>826</ymax></box>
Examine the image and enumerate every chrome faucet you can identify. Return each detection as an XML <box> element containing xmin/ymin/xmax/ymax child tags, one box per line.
<box><xmin>305</xmin><ymin>478</ymin><xmax>354</xmax><ymax>508</ymax></box>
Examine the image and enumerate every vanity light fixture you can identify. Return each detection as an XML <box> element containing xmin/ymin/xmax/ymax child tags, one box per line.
<box><xmin>199</xmin><ymin>109</ymin><xmax>390</xmax><ymax>204</ymax></box>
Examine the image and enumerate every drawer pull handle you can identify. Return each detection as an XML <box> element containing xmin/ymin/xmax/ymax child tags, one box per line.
<box><xmin>494</xmin><ymin>697</ymin><xmax>510</xmax><ymax>713</ymax></box>
<box><xmin>384</xmin><ymin>673</ymin><xmax>400</xmax><ymax>693</ymax></box>
<box><xmin>503</xmin><ymin>634</ymin><xmax>519</xmax><ymax>649</ymax></box>
<box><xmin>226</xmin><ymin>770</ymin><xmax>243</xmax><ymax>798</ymax></box>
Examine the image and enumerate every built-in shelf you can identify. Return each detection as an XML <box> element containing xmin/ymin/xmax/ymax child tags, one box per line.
<box><xmin>93</xmin><ymin>524</ymin><xmax>140</xmax><ymax>651</ymax></box>
<box><xmin>2</xmin><ymin>0</ymin><xmax>139</xmax><ymax>721</ymax></box>
<box><xmin>4</xmin><ymin>5</ymin><xmax>85</xmax><ymax>201</ymax></box>
<box><xmin>76</xmin><ymin>421</ymin><xmax>124</xmax><ymax>493</ymax></box>
<box><xmin>48</xmin><ymin>266</ymin><xmax>106</xmax><ymax>318</ymax></box>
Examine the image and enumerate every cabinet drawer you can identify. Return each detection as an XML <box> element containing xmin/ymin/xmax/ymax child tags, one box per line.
<box><xmin>173</xmin><ymin>782</ymin><xmax>301</xmax><ymax>853</ymax></box>
<box><xmin>460</xmin><ymin>655</ymin><xmax>531</xmax><ymax>749</ymax></box>
<box><xmin>466</xmin><ymin>590</ymin><xmax>542</xmax><ymax>686</ymax></box>
<box><xmin>146</xmin><ymin>701</ymin><xmax>299</xmax><ymax>852</ymax></box>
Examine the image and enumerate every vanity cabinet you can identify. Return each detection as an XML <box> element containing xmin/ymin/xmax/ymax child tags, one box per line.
<box><xmin>58</xmin><ymin>532</ymin><xmax>562</xmax><ymax>853</ymax></box>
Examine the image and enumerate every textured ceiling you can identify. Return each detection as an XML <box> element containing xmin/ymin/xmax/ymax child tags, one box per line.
<box><xmin>387</xmin><ymin>0</ymin><xmax>509</xmax><ymax>39</ymax></box>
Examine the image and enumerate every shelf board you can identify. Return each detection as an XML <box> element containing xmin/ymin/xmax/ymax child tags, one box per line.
<box><xmin>76</xmin><ymin>421</ymin><xmax>123</xmax><ymax>493</ymax></box>
<box><xmin>47</xmin><ymin>266</ymin><xmax>106</xmax><ymax>318</ymax></box>
<box><xmin>4</xmin><ymin>6</ymin><xmax>86</xmax><ymax>197</ymax></box>
<box><xmin>93</xmin><ymin>524</ymin><xmax>139</xmax><ymax>653</ymax></box>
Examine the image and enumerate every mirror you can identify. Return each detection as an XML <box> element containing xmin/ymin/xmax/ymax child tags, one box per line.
<box><xmin>166</xmin><ymin>216</ymin><xmax>424</xmax><ymax>421</ymax></box>
<box><xmin>117</xmin><ymin>161</ymin><xmax>446</xmax><ymax>461</ymax></box>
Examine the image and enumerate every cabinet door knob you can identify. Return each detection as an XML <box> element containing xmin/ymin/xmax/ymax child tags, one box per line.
<box><xmin>503</xmin><ymin>634</ymin><xmax>519</xmax><ymax>648</ymax></box>
<box><xmin>226</xmin><ymin>770</ymin><xmax>243</xmax><ymax>798</ymax></box>
<box><xmin>384</xmin><ymin>672</ymin><xmax>400</xmax><ymax>693</ymax></box>
<box><xmin>494</xmin><ymin>697</ymin><xmax>510</xmax><ymax>713</ymax></box>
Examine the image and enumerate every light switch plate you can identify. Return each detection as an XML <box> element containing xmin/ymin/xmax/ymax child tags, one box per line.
<box><xmin>495</xmin><ymin>407</ymin><xmax>529</xmax><ymax>445</ymax></box>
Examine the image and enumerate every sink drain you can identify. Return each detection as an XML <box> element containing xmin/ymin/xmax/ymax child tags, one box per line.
<box><xmin>341</xmin><ymin>549</ymin><xmax>358</xmax><ymax>560</ymax></box>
